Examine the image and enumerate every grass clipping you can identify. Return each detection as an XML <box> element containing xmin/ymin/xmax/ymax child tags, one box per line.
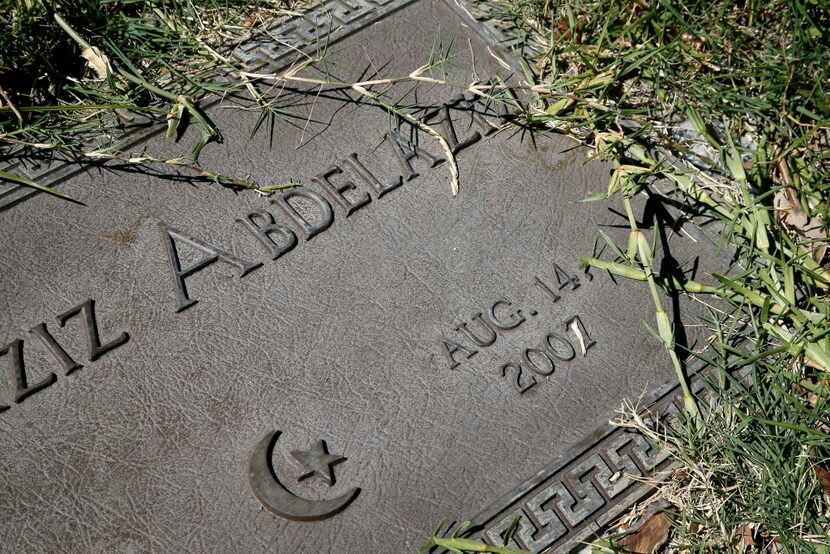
<box><xmin>472</xmin><ymin>0</ymin><xmax>830</xmax><ymax>550</ymax></box>
<box><xmin>606</xmin><ymin>354</ymin><xmax>830</xmax><ymax>551</ymax></box>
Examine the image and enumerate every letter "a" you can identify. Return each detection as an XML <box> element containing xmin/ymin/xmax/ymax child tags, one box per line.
<box><xmin>439</xmin><ymin>337</ymin><xmax>478</xmax><ymax>370</ymax></box>
<box><xmin>159</xmin><ymin>222</ymin><xmax>262</xmax><ymax>312</ymax></box>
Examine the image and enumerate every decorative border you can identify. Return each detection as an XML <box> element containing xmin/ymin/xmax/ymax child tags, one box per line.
<box><xmin>0</xmin><ymin>0</ymin><xmax>417</xmax><ymax>210</ymax></box>
<box><xmin>464</xmin><ymin>355</ymin><xmax>745</xmax><ymax>554</ymax></box>
<box><xmin>464</xmin><ymin>370</ymin><xmax>698</xmax><ymax>552</ymax></box>
<box><xmin>3</xmin><ymin>3</ymin><xmax>724</xmax><ymax>551</ymax></box>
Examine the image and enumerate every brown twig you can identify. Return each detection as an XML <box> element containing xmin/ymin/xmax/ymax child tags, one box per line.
<box><xmin>0</xmin><ymin>86</ymin><xmax>23</xmax><ymax>123</ymax></box>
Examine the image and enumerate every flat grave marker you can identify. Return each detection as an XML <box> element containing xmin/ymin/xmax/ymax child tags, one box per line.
<box><xmin>0</xmin><ymin>1</ymin><xmax>723</xmax><ymax>551</ymax></box>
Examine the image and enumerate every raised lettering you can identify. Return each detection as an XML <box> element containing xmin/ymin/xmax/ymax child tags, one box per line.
<box><xmin>57</xmin><ymin>299</ymin><xmax>130</xmax><ymax>362</ymax></box>
<box><xmin>433</xmin><ymin>104</ymin><xmax>482</xmax><ymax>154</ymax></box>
<box><xmin>1</xmin><ymin>339</ymin><xmax>57</xmax><ymax>404</ymax></box>
<box><xmin>553</xmin><ymin>263</ymin><xmax>580</xmax><ymax>290</ymax></box>
<box><xmin>467</xmin><ymin>103</ymin><xmax>500</xmax><ymax>136</ymax></box>
<box><xmin>440</xmin><ymin>337</ymin><xmax>477</xmax><ymax>369</ymax></box>
<box><xmin>159</xmin><ymin>222</ymin><xmax>263</xmax><ymax>312</ymax></box>
<box><xmin>501</xmin><ymin>361</ymin><xmax>536</xmax><ymax>394</ymax></box>
<box><xmin>272</xmin><ymin>186</ymin><xmax>334</xmax><ymax>240</ymax></box>
<box><xmin>312</xmin><ymin>165</ymin><xmax>371</xmax><ymax>216</ymax></box>
<box><xmin>544</xmin><ymin>333</ymin><xmax>576</xmax><ymax>361</ymax></box>
<box><xmin>565</xmin><ymin>315</ymin><xmax>597</xmax><ymax>357</ymax></box>
<box><xmin>488</xmin><ymin>300</ymin><xmax>525</xmax><ymax>331</ymax></box>
<box><xmin>460</xmin><ymin>89</ymin><xmax>503</xmax><ymax>136</ymax></box>
<box><xmin>343</xmin><ymin>153</ymin><xmax>401</xmax><ymax>198</ymax></box>
<box><xmin>522</xmin><ymin>347</ymin><xmax>555</xmax><ymax>376</ymax></box>
<box><xmin>29</xmin><ymin>322</ymin><xmax>83</xmax><ymax>374</ymax></box>
<box><xmin>386</xmin><ymin>130</ymin><xmax>443</xmax><ymax>181</ymax></box>
<box><xmin>237</xmin><ymin>208</ymin><xmax>298</xmax><ymax>260</ymax></box>
<box><xmin>534</xmin><ymin>276</ymin><xmax>561</xmax><ymax>303</ymax></box>
<box><xmin>457</xmin><ymin>313</ymin><xmax>497</xmax><ymax>347</ymax></box>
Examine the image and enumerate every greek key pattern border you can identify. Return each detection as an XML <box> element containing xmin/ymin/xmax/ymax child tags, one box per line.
<box><xmin>467</xmin><ymin>368</ymin><xmax>717</xmax><ymax>553</ymax></box>
<box><xmin>2</xmin><ymin>4</ymin><xmax>731</xmax><ymax>551</ymax></box>
<box><xmin>3</xmin><ymin>4</ymin><xmax>723</xmax><ymax>551</ymax></box>
<box><xmin>0</xmin><ymin>0</ymin><xmax>416</xmax><ymax>210</ymax></box>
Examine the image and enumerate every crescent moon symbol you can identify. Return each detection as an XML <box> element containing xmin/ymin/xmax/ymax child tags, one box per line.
<box><xmin>248</xmin><ymin>431</ymin><xmax>360</xmax><ymax>521</ymax></box>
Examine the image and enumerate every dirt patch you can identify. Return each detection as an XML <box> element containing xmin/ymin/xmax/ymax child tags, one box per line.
<box><xmin>104</xmin><ymin>230</ymin><xmax>138</xmax><ymax>244</ymax></box>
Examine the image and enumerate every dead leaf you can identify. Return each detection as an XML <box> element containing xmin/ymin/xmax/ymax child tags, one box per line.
<box><xmin>815</xmin><ymin>465</ymin><xmax>830</xmax><ymax>496</ymax></box>
<box><xmin>243</xmin><ymin>13</ymin><xmax>260</xmax><ymax>28</ymax></box>
<box><xmin>736</xmin><ymin>526</ymin><xmax>756</xmax><ymax>547</ymax></box>
<box><xmin>618</xmin><ymin>512</ymin><xmax>672</xmax><ymax>554</ymax></box>
<box><xmin>81</xmin><ymin>46</ymin><xmax>113</xmax><ymax>80</ymax></box>
<box><xmin>774</xmin><ymin>185</ymin><xmax>827</xmax><ymax>263</ymax></box>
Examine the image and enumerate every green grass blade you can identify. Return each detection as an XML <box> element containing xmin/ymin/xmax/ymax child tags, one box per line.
<box><xmin>0</xmin><ymin>169</ymin><xmax>73</xmax><ymax>200</ymax></box>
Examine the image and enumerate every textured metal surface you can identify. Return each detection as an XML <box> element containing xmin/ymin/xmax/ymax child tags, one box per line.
<box><xmin>469</xmin><ymin>366</ymin><xmax>694</xmax><ymax>552</ymax></box>
<box><xmin>0</xmin><ymin>0</ymin><xmax>416</xmax><ymax>211</ymax></box>
<box><xmin>0</xmin><ymin>1</ymin><xmax>726</xmax><ymax>552</ymax></box>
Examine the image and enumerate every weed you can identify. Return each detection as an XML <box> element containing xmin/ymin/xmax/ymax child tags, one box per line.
<box><xmin>472</xmin><ymin>0</ymin><xmax>830</xmax><ymax>549</ymax></box>
<box><xmin>0</xmin><ymin>0</ymin><xmax>302</xmax><ymax>194</ymax></box>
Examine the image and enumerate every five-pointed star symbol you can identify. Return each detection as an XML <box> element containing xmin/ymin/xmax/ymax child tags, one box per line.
<box><xmin>290</xmin><ymin>440</ymin><xmax>345</xmax><ymax>486</ymax></box>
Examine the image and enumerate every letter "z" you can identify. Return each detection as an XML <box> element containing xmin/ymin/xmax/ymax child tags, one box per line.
<box><xmin>57</xmin><ymin>299</ymin><xmax>130</xmax><ymax>362</ymax></box>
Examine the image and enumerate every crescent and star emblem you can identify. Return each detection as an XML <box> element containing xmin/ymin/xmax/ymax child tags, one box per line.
<box><xmin>248</xmin><ymin>430</ymin><xmax>360</xmax><ymax>521</ymax></box>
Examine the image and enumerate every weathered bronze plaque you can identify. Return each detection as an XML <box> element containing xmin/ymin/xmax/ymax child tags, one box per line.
<box><xmin>0</xmin><ymin>1</ymin><xmax>722</xmax><ymax>551</ymax></box>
